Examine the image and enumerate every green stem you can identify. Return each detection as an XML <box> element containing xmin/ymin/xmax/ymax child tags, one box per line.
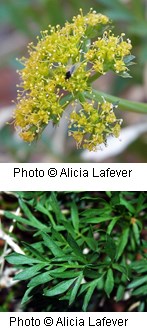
<box><xmin>59</xmin><ymin>87</ymin><xmax>147</xmax><ymax>115</ymax></box>
<box><xmin>85</xmin><ymin>89</ymin><xmax>147</xmax><ymax>114</ymax></box>
<box><xmin>60</xmin><ymin>93</ymin><xmax>73</xmax><ymax>106</ymax></box>
<box><xmin>88</xmin><ymin>72</ymin><xmax>101</xmax><ymax>83</ymax></box>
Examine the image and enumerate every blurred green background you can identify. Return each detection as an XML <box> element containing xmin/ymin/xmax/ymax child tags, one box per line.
<box><xmin>0</xmin><ymin>0</ymin><xmax>147</xmax><ymax>162</ymax></box>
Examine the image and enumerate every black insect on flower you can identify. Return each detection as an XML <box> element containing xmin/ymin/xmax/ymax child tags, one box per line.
<box><xmin>65</xmin><ymin>65</ymin><xmax>76</xmax><ymax>80</ymax></box>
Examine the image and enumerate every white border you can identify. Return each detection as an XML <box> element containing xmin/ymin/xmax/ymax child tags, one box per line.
<box><xmin>0</xmin><ymin>312</ymin><xmax>146</xmax><ymax>333</ymax></box>
<box><xmin>0</xmin><ymin>163</ymin><xmax>146</xmax><ymax>190</ymax></box>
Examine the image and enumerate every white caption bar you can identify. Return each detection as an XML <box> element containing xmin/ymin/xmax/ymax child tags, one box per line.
<box><xmin>0</xmin><ymin>312</ymin><xmax>146</xmax><ymax>334</ymax></box>
<box><xmin>0</xmin><ymin>163</ymin><xmax>146</xmax><ymax>191</ymax></box>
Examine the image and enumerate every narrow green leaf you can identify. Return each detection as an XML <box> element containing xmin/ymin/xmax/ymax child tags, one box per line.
<box><xmin>71</xmin><ymin>202</ymin><xmax>79</xmax><ymax>232</ymax></box>
<box><xmin>104</xmin><ymin>268</ymin><xmax>114</xmax><ymax>297</ymax></box>
<box><xmin>132</xmin><ymin>284</ymin><xmax>147</xmax><ymax>296</ymax></box>
<box><xmin>69</xmin><ymin>272</ymin><xmax>83</xmax><ymax>305</ymax></box>
<box><xmin>128</xmin><ymin>275</ymin><xmax>147</xmax><ymax>289</ymax></box>
<box><xmin>67</xmin><ymin>234</ymin><xmax>86</xmax><ymax>263</ymax></box>
<box><xmin>116</xmin><ymin>227</ymin><xmax>129</xmax><ymax>261</ymax></box>
<box><xmin>28</xmin><ymin>272</ymin><xmax>53</xmax><ymax>288</ymax></box>
<box><xmin>80</xmin><ymin>208</ymin><xmax>109</xmax><ymax>217</ymax></box>
<box><xmin>51</xmin><ymin>228</ymin><xmax>66</xmax><ymax>243</ymax></box>
<box><xmin>132</xmin><ymin>223</ymin><xmax>140</xmax><ymax>245</ymax></box>
<box><xmin>19</xmin><ymin>199</ymin><xmax>47</xmax><ymax>230</ymax></box>
<box><xmin>41</xmin><ymin>232</ymin><xmax>64</xmax><ymax>257</ymax></box>
<box><xmin>112</xmin><ymin>263</ymin><xmax>128</xmax><ymax>277</ymax></box>
<box><xmin>107</xmin><ymin>217</ymin><xmax>120</xmax><ymax>235</ymax></box>
<box><xmin>138</xmin><ymin>301</ymin><xmax>145</xmax><ymax>312</ymax></box>
<box><xmin>84</xmin><ymin>236</ymin><xmax>97</xmax><ymax>251</ymax></box>
<box><xmin>83</xmin><ymin>268</ymin><xmax>101</xmax><ymax>279</ymax></box>
<box><xmin>62</xmin><ymin>219</ymin><xmax>75</xmax><ymax>236</ymax></box>
<box><xmin>4</xmin><ymin>211</ymin><xmax>34</xmax><ymax>227</ymax></box>
<box><xmin>119</xmin><ymin>196</ymin><xmax>135</xmax><ymax>213</ymax></box>
<box><xmin>22</xmin><ymin>242</ymin><xmax>47</xmax><ymax>261</ymax></box>
<box><xmin>35</xmin><ymin>202</ymin><xmax>49</xmax><ymax>216</ymax></box>
<box><xmin>50</xmin><ymin>270</ymin><xmax>80</xmax><ymax>279</ymax></box>
<box><xmin>136</xmin><ymin>193</ymin><xmax>147</xmax><ymax>213</ymax></box>
<box><xmin>85</xmin><ymin>226</ymin><xmax>98</xmax><ymax>251</ymax></box>
<box><xmin>80</xmin><ymin>216</ymin><xmax>112</xmax><ymax>223</ymax></box>
<box><xmin>130</xmin><ymin>260</ymin><xmax>147</xmax><ymax>272</ymax></box>
<box><xmin>116</xmin><ymin>284</ymin><xmax>125</xmax><ymax>302</ymax></box>
<box><xmin>4</xmin><ymin>210</ymin><xmax>47</xmax><ymax>231</ymax></box>
<box><xmin>21</xmin><ymin>287</ymin><xmax>34</xmax><ymax>305</ymax></box>
<box><xmin>104</xmin><ymin>235</ymin><xmax>116</xmax><ymax>260</ymax></box>
<box><xmin>14</xmin><ymin>263</ymin><xmax>45</xmax><ymax>280</ymax></box>
<box><xmin>82</xmin><ymin>280</ymin><xmax>98</xmax><ymax>311</ymax></box>
<box><xmin>106</xmin><ymin>191</ymin><xmax>112</xmax><ymax>197</ymax></box>
<box><xmin>6</xmin><ymin>253</ymin><xmax>42</xmax><ymax>265</ymax></box>
<box><xmin>49</xmin><ymin>192</ymin><xmax>64</xmax><ymax>221</ymax></box>
<box><xmin>44</xmin><ymin>278</ymin><xmax>76</xmax><ymax>296</ymax></box>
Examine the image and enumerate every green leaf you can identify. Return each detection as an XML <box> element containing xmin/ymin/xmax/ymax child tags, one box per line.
<box><xmin>4</xmin><ymin>210</ymin><xmax>47</xmax><ymax>231</ymax></box>
<box><xmin>44</xmin><ymin>278</ymin><xmax>76</xmax><ymax>296</ymax></box>
<box><xmin>69</xmin><ymin>272</ymin><xmax>83</xmax><ymax>305</ymax></box>
<box><xmin>71</xmin><ymin>202</ymin><xmax>79</xmax><ymax>232</ymax></box>
<box><xmin>112</xmin><ymin>263</ymin><xmax>128</xmax><ymax>277</ymax></box>
<box><xmin>84</xmin><ymin>236</ymin><xmax>98</xmax><ymax>251</ymax></box>
<box><xmin>62</xmin><ymin>219</ymin><xmax>75</xmax><ymax>236</ymax></box>
<box><xmin>85</xmin><ymin>226</ymin><xmax>98</xmax><ymax>251</ymax></box>
<box><xmin>50</xmin><ymin>270</ymin><xmax>80</xmax><ymax>279</ymax></box>
<box><xmin>6</xmin><ymin>253</ymin><xmax>43</xmax><ymax>265</ymax></box>
<box><xmin>67</xmin><ymin>234</ymin><xmax>86</xmax><ymax>263</ymax></box>
<box><xmin>82</xmin><ymin>280</ymin><xmax>98</xmax><ymax>311</ymax></box>
<box><xmin>41</xmin><ymin>232</ymin><xmax>64</xmax><ymax>257</ymax></box>
<box><xmin>132</xmin><ymin>223</ymin><xmax>140</xmax><ymax>245</ymax></box>
<box><xmin>119</xmin><ymin>196</ymin><xmax>135</xmax><ymax>213</ymax></box>
<box><xmin>104</xmin><ymin>235</ymin><xmax>116</xmax><ymax>260</ymax></box>
<box><xmin>18</xmin><ymin>199</ymin><xmax>47</xmax><ymax>230</ymax></box>
<box><xmin>104</xmin><ymin>268</ymin><xmax>114</xmax><ymax>297</ymax></box>
<box><xmin>132</xmin><ymin>284</ymin><xmax>147</xmax><ymax>296</ymax></box>
<box><xmin>116</xmin><ymin>284</ymin><xmax>125</xmax><ymax>302</ymax></box>
<box><xmin>51</xmin><ymin>228</ymin><xmax>66</xmax><ymax>243</ymax></box>
<box><xmin>21</xmin><ymin>287</ymin><xmax>34</xmax><ymax>305</ymax></box>
<box><xmin>106</xmin><ymin>191</ymin><xmax>112</xmax><ymax>198</ymax></box>
<box><xmin>80</xmin><ymin>207</ymin><xmax>110</xmax><ymax>217</ymax></box>
<box><xmin>14</xmin><ymin>263</ymin><xmax>45</xmax><ymax>280</ymax></box>
<box><xmin>107</xmin><ymin>217</ymin><xmax>120</xmax><ymax>235</ymax></box>
<box><xmin>49</xmin><ymin>192</ymin><xmax>64</xmax><ymax>222</ymax></box>
<box><xmin>128</xmin><ymin>275</ymin><xmax>147</xmax><ymax>289</ymax></box>
<box><xmin>28</xmin><ymin>272</ymin><xmax>53</xmax><ymax>288</ymax></box>
<box><xmin>135</xmin><ymin>193</ymin><xmax>147</xmax><ymax>213</ymax></box>
<box><xmin>83</xmin><ymin>268</ymin><xmax>101</xmax><ymax>279</ymax></box>
<box><xmin>130</xmin><ymin>260</ymin><xmax>147</xmax><ymax>272</ymax></box>
<box><xmin>116</xmin><ymin>227</ymin><xmax>129</xmax><ymax>261</ymax></box>
<box><xmin>80</xmin><ymin>216</ymin><xmax>112</xmax><ymax>224</ymax></box>
<box><xmin>138</xmin><ymin>301</ymin><xmax>145</xmax><ymax>312</ymax></box>
<box><xmin>22</xmin><ymin>242</ymin><xmax>47</xmax><ymax>261</ymax></box>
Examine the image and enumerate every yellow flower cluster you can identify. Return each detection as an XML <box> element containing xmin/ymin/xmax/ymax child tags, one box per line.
<box><xmin>86</xmin><ymin>31</ymin><xmax>132</xmax><ymax>74</ymax></box>
<box><xmin>14</xmin><ymin>9</ymin><xmax>133</xmax><ymax>150</ymax></box>
<box><xmin>69</xmin><ymin>100</ymin><xmax>121</xmax><ymax>151</ymax></box>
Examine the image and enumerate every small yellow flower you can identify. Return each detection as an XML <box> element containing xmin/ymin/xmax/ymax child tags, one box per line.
<box><xmin>20</xmin><ymin>131</ymin><xmax>35</xmax><ymax>142</ymax></box>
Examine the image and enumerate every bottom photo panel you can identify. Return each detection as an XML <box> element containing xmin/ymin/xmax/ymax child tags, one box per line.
<box><xmin>0</xmin><ymin>191</ymin><xmax>147</xmax><ymax>312</ymax></box>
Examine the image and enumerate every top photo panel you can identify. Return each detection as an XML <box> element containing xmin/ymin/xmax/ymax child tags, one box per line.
<box><xmin>0</xmin><ymin>0</ymin><xmax>147</xmax><ymax>163</ymax></box>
